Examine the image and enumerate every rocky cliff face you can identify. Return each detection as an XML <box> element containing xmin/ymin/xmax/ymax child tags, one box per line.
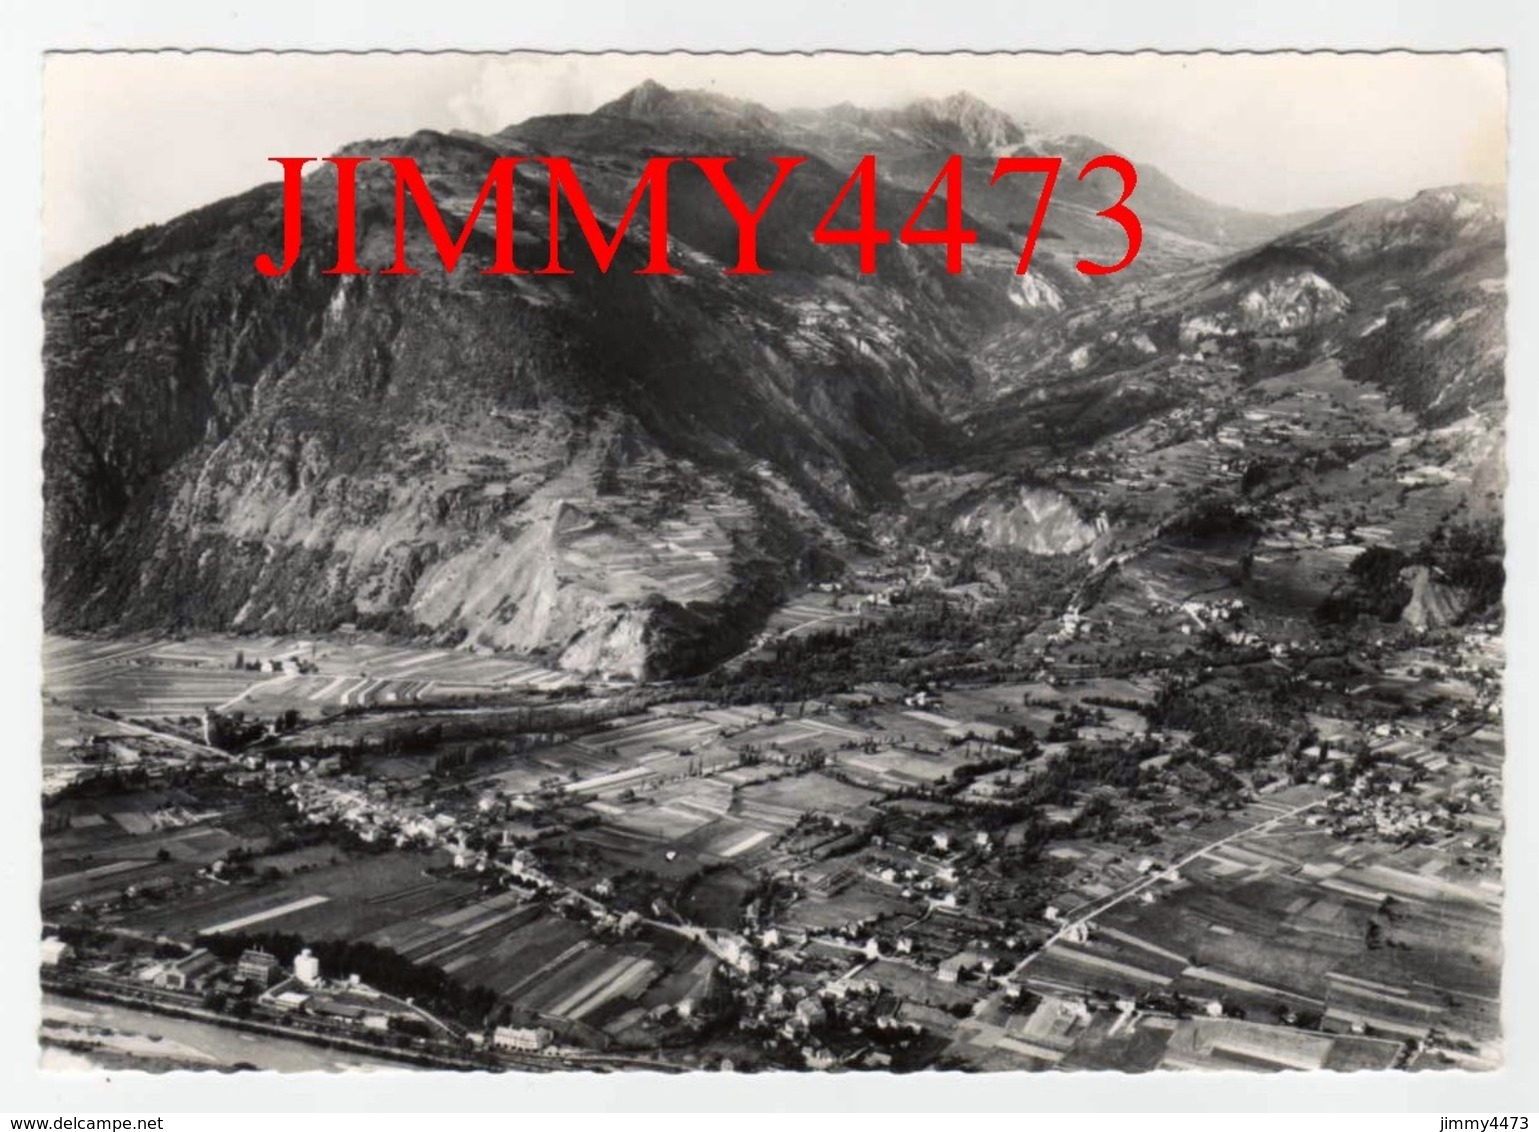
<box><xmin>952</xmin><ymin>486</ymin><xmax>1100</xmax><ymax>556</ymax></box>
<box><xmin>1399</xmin><ymin>565</ymin><xmax>1469</xmax><ymax>632</ymax></box>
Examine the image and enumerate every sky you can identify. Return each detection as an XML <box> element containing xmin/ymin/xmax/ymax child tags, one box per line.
<box><xmin>41</xmin><ymin>50</ymin><xmax>1507</xmax><ymax>274</ymax></box>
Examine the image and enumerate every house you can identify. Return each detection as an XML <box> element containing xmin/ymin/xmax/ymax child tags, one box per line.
<box><xmin>794</xmin><ymin>997</ymin><xmax>827</xmax><ymax>1029</ymax></box>
<box><xmin>493</xmin><ymin>1026</ymin><xmax>553</xmax><ymax>1053</ymax></box>
<box><xmin>293</xmin><ymin>948</ymin><xmax>321</xmax><ymax>986</ymax></box>
<box><xmin>936</xmin><ymin>950</ymin><xmax>983</xmax><ymax>984</ymax></box>
<box><xmin>716</xmin><ymin>933</ymin><xmax>758</xmax><ymax>974</ymax></box>
<box><xmin>271</xmin><ymin>990</ymin><xmax>312</xmax><ymax>1013</ymax></box>
<box><xmin>236</xmin><ymin>948</ymin><xmax>282</xmax><ymax>987</ymax></box>
<box><xmin>310</xmin><ymin>999</ymin><xmax>366</xmax><ymax>1024</ymax></box>
<box><xmin>801</xmin><ymin>1045</ymin><xmax>837</xmax><ymax>1070</ymax></box>
<box><xmin>161</xmin><ymin>949</ymin><xmax>222</xmax><ymax>992</ymax></box>
<box><xmin>39</xmin><ymin>937</ymin><xmax>73</xmax><ymax>967</ymax></box>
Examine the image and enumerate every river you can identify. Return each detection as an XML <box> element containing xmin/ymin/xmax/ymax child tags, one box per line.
<box><xmin>40</xmin><ymin>992</ymin><xmax>416</xmax><ymax>1073</ymax></box>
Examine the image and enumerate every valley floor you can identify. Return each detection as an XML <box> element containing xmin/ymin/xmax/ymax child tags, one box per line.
<box><xmin>38</xmin><ymin>605</ymin><xmax>1503</xmax><ymax>1072</ymax></box>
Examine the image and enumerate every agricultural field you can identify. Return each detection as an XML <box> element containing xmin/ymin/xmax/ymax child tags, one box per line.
<box><xmin>760</xmin><ymin>593</ymin><xmax>873</xmax><ymax>639</ymax></box>
<box><xmin>675</xmin><ymin>867</ymin><xmax>757</xmax><ymax>929</ymax></box>
<box><xmin>998</xmin><ymin>784</ymin><xmax>1500</xmax><ymax>1064</ymax></box>
<box><xmin>839</xmin><ymin>746</ymin><xmax>956</xmax><ymax>789</ymax></box>
<box><xmin>599</xmin><ymin>777</ymin><xmax>734</xmax><ymax>840</ymax></box>
<box><xmin>580</xmin><ymin>711</ymin><xmax>727</xmax><ymax>760</ymax></box>
<box><xmin>41</xmin><ymin>699</ymin><xmax>147</xmax><ymax>766</ymax></box>
<box><xmin>108</xmin><ymin>850</ymin><xmax>471</xmax><ymax>939</ymax></box>
<box><xmin>41</xmin><ymin>787</ymin><xmax>286</xmax><ymax>911</ymax></box>
<box><xmin>518</xmin><ymin>943</ymin><xmax>658</xmax><ymax>1022</ymax></box>
<box><xmin>42</xmin><ymin>632</ymin><xmax>580</xmax><ymax>724</ymax></box>
<box><xmin>734</xmin><ymin>772</ymin><xmax>882</xmax><ymax>825</ymax></box>
<box><xmin>510</xmin><ymin>926</ymin><xmax>716</xmax><ymax>1046</ymax></box>
<box><xmin>563</xmin><ymin>497</ymin><xmax>748</xmax><ymax>607</ymax></box>
<box><xmin>862</xmin><ymin>959</ymin><xmax>979</xmax><ymax>1011</ymax></box>
<box><xmin>782</xmin><ymin>879</ymin><xmax>917</xmax><ymax>932</ymax></box>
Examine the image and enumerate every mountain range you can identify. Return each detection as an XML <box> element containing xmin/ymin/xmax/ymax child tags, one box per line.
<box><xmin>42</xmin><ymin>82</ymin><xmax>1506</xmax><ymax>679</ymax></box>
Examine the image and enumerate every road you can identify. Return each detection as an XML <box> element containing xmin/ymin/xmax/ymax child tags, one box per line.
<box><xmin>779</xmin><ymin>607</ymin><xmax>862</xmax><ymax>639</ymax></box>
<box><xmin>84</xmin><ymin>709</ymin><xmax>242</xmax><ymax>762</ymax></box>
<box><xmin>1003</xmin><ymin>792</ymin><xmax>1340</xmax><ymax>985</ymax></box>
<box><xmin>44</xmin><ymin>640</ymin><xmax>165</xmax><ymax>677</ymax></box>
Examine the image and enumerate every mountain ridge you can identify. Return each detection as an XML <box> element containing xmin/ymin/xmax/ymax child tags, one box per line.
<box><xmin>41</xmin><ymin>82</ymin><xmax>1505</xmax><ymax>680</ymax></box>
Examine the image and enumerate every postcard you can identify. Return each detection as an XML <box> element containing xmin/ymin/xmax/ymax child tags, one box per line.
<box><xmin>14</xmin><ymin>29</ymin><xmax>1525</xmax><ymax>1116</ymax></box>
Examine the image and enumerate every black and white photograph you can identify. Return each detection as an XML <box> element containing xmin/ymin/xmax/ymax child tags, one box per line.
<box><xmin>23</xmin><ymin>40</ymin><xmax>1518</xmax><ymax>1092</ymax></box>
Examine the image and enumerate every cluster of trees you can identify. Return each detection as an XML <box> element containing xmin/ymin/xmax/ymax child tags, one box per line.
<box><xmin>881</xmin><ymin>735</ymin><xmax>1164</xmax><ymax>854</ymax></box>
<box><xmin>701</xmin><ymin>593</ymin><xmax>1039</xmax><ymax>706</ymax></box>
<box><xmin>277</xmin><ymin>701</ymin><xmax>637</xmax><ymax>772</ymax></box>
<box><xmin>1345</xmin><ymin>303</ymin><xmax>1464</xmax><ymax>425</ymax></box>
<box><xmin>1318</xmin><ymin>519</ymin><xmax>1505</xmax><ymax>626</ymax></box>
<box><xmin>1421</xmin><ymin>520</ymin><xmax>1505</xmax><ymax>614</ymax></box>
<box><xmin>643</xmin><ymin>564</ymin><xmax>785</xmax><ymax>679</ymax></box>
<box><xmin>1043</xmin><ymin>703</ymin><xmax>1106</xmax><ymax>742</ymax></box>
<box><xmin>1161</xmin><ymin>494</ymin><xmax>1261</xmax><ymax>542</ymax></box>
<box><xmin>1145</xmin><ymin>680</ymin><xmax>1303</xmax><ymax>771</ymax></box>
<box><xmin>202</xmin><ymin>709</ymin><xmax>268</xmax><ymax>751</ymax></box>
<box><xmin>1318</xmin><ymin>545</ymin><xmax>1414</xmax><ymax>624</ymax></box>
<box><xmin>693</xmin><ymin>546</ymin><xmax>1094</xmax><ymax>705</ymax></box>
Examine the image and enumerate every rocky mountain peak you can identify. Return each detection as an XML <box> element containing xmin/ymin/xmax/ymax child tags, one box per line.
<box><xmin>897</xmin><ymin>91</ymin><xmax>1028</xmax><ymax>152</ymax></box>
<box><xmin>594</xmin><ymin>79</ymin><xmax>783</xmax><ymax>136</ymax></box>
